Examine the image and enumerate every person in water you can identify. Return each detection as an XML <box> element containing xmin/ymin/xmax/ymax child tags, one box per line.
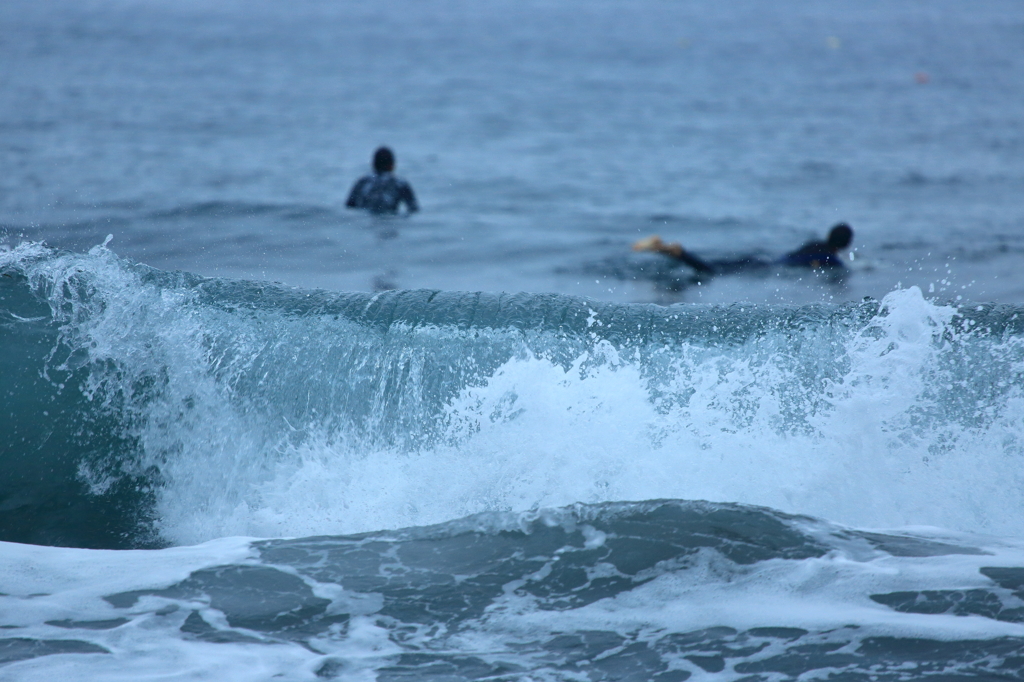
<box><xmin>346</xmin><ymin>147</ymin><xmax>419</xmax><ymax>214</ymax></box>
<box><xmin>633</xmin><ymin>223</ymin><xmax>854</xmax><ymax>274</ymax></box>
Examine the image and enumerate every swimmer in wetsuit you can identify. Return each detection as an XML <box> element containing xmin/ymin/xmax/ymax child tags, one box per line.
<box><xmin>633</xmin><ymin>223</ymin><xmax>854</xmax><ymax>274</ymax></box>
<box><xmin>346</xmin><ymin>147</ymin><xmax>419</xmax><ymax>214</ymax></box>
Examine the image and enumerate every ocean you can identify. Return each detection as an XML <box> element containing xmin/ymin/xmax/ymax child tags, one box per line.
<box><xmin>2</xmin><ymin>0</ymin><xmax>1024</xmax><ymax>679</ymax></box>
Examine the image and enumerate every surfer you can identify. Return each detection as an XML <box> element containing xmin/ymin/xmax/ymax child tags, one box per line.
<box><xmin>632</xmin><ymin>223</ymin><xmax>854</xmax><ymax>274</ymax></box>
<box><xmin>346</xmin><ymin>147</ymin><xmax>419</xmax><ymax>214</ymax></box>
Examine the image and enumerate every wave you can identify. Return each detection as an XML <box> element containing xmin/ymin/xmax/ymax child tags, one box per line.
<box><xmin>2</xmin><ymin>242</ymin><xmax>1024</xmax><ymax>549</ymax></box>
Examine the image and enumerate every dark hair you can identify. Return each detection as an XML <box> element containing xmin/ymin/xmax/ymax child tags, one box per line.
<box><xmin>373</xmin><ymin>147</ymin><xmax>395</xmax><ymax>173</ymax></box>
<box><xmin>827</xmin><ymin>223</ymin><xmax>853</xmax><ymax>249</ymax></box>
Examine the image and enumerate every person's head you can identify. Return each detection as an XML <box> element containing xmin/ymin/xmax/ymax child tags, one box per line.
<box><xmin>827</xmin><ymin>223</ymin><xmax>853</xmax><ymax>250</ymax></box>
<box><xmin>373</xmin><ymin>147</ymin><xmax>395</xmax><ymax>174</ymax></box>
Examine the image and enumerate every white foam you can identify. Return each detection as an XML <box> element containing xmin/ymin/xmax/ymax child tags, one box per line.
<box><xmin>153</xmin><ymin>288</ymin><xmax>1024</xmax><ymax>544</ymax></box>
<box><xmin>4</xmin><ymin>524</ymin><xmax>1024</xmax><ymax>682</ymax></box>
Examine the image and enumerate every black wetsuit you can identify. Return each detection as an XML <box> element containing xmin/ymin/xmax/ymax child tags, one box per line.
<box><xmin>346</xmin><ymin>172</ymin><xmax>418</xmax><ymax>214</ymax></box>
<box><xmin>774</xmin><ymin>240</ymin><xmax>844</xmax><ymax>268</ymax></box>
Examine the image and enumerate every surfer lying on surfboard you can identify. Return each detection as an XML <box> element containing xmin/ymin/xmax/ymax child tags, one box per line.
<box><xmin>633</xmin><ymin>223</ymin><xmax>853</xmax><ymax>274</ymax></box>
